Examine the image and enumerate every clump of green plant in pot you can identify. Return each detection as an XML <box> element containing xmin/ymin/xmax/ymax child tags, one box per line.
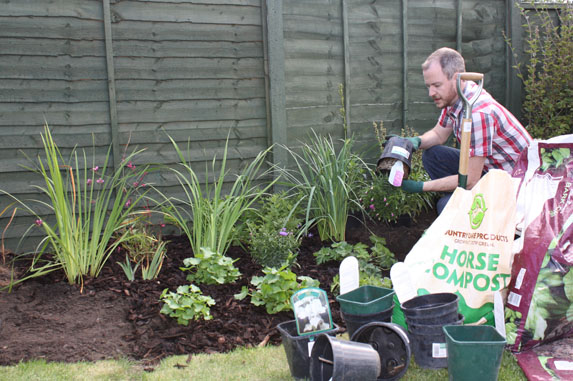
<box><xmin>505</xmin><ymin>1</ymin><xmax>572</xmax><ymax>139</ymax></box>
<box><xmin>244</xmin><ymin>192</ymin><xmax>304</xmax><ymax>268</ymax></box>
<box><xmin>234</xmin><ymin>262</ymin><xmax>319</xmax><ymax>314</ymax></box>
<box><xmin>359</xmin><ymin>124</ymin><xmax>436</xmax><ymax>224</ymax></box>
<box><xmin>160</xmin><ymin>284</ymin><xmax>216</xmax><ymax>325</ymax></box>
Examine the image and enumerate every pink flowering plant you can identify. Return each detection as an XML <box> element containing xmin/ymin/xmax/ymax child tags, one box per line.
<box><xmin>1</xmin><ymin>125</ymin><xmax>150</xmax><ymax>286</ymax></box>
<box><xmin>359</xmin><ymin>124</ymin><xmax>436</xmax><ymax>224</ymax></box>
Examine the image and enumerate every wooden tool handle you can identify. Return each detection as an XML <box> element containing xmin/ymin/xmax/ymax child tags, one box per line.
<box><xmin>459</xmin><ymin>72</ymin><xmax>484</xmax><ymax>81</ymax></box>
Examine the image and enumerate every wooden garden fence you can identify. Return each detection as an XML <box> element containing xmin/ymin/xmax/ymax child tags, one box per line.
<box><xmin>0</xmin><ymin>0</ymin><xmax>559</xmax><ymax>251</ymax></box>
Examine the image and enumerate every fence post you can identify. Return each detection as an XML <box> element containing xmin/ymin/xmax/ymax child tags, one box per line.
<box><xmin>265</xmin><ymin>0</ymin><xmax>288</xmax><ymax>179</ymax></box>
<box><xmin>506</xmin><ymin>0</ymin><xmax>523</xmax><ymax>120</ymax></box>
<box><xmin>342</xmin><ymin>0</ymin><xmax>351</xmax><ymax>136</ymax></box>
<box><xmin>102</xmin><ymin>0</ymin><xmax>121</xmax><ymax>169</ymax></box>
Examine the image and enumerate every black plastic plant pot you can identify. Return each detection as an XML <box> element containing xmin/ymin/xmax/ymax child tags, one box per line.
<box><xmin>406</xmin><ymin>314</ymin><xmax>464</xmax><ymax>370</ymax></box>
<box><xmin>376</xmin><ymin>137</ymin><xmax>414</xmax><ymax>177</ymax></box>
<box><xmin>341</xmin><ymin>303</ymin><xmax>394</xmax><ymax>338</ymax></box>
<box><xmin>276</xmin><ymin>320</ymin><xmax>340</xmax><ymax>380</ymax></box>
<box><xmin>401</xmin><ymin>293</ymin><xmax>459</xmax><ymax>325</ymax></box>
<box><xmin>310</xmin><ymin>334</ymin><xmax>381</xmax><ymax>381</ymax></box>
<box><xmin>350</xmin><ymin>322</ymin><xmax>411</xmax><ymax>381</ymax></box>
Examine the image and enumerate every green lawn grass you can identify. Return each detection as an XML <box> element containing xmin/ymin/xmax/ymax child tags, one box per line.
<box><xmin>0</xmin><ymin>342</ymin><xmax>526</xmax><ymax>381</ymax></box>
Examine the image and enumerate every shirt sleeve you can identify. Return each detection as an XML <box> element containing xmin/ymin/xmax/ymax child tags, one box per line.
<box><xmin>438</xmin><ymin>108</ymin><xmax>451</xmax><ymax>128</ymax></box>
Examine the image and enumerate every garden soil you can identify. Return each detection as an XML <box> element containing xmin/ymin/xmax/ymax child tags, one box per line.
<box><xmin>0</xmin><ymin>211</ymin><xmax>436</xmax><ymax>367</ymax></box>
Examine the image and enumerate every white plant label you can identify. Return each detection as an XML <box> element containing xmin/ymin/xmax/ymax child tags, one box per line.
<box><xmin>339</xmin><ymin>256</ymin><xmax>359</xmax><ymax>295</ymax></box>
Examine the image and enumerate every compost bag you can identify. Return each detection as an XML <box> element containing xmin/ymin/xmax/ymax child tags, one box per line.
<box><xmin>505</xmin><ymin>134</ymin><xmax>573</xmax><ymax>352</ymax></box>
<box><xmin>391</xmin><ymin>169</ymin><xmax>517</xmax><ymax>325</ymax></box>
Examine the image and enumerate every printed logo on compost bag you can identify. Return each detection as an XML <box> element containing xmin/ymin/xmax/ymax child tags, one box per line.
<box><xmin>468</xmin><ymin>194</ymin><xmax>487</xmax><ymax>229</ymax></box>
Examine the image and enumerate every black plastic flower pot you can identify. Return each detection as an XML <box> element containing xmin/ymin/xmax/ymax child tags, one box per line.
<box><xmin>310</xmin><ymin>334</ymin><xmax>381</xmax><ymax>381</ymax></box>
<box><xmin>407</xmin><ymin>314</ymin><xmax>465</xmax><ymax>369</ymax></box>
<box><xmin>401</xmin><ymin>293</ymin><xmax>459</xmax><ymax>325</ymax></box>
<box><xmin>341</xmin><ymin>303</ymin><xmax>394</xmax><ymax>338</ymax></box>
<box><xmin>376</xmin><ymin>137</ymin><xmax>414</xmax><ymax>177</ymax></box>
<box><xmin>351</xmin><ymin>322</ymin><xmax>411</xmax><ymax>381</ymax></box>
<box><xmin>277</xmin><ymin>320</ymin><xmax>341</xmax><ymax>380</ymax></box>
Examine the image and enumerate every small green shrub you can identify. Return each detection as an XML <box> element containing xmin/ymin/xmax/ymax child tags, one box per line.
<box><xmin>506</xmin><ymin>1</ymin><xmax>573</xmax><ymax>139</ymax></box>
<box><xmin>234</xmin><ymin>264</ymin><xmax>319</xmax><ymax>314</ymax></box>
<box><xmin>182</xmin><ymin>247</ymin><xmax>241</xmax><ymax>285</ymax></box>
<box><xmin>159</xmin><ymin>284</ymin><xmax>215</xmax><ymax>325</ymax></box>
<box><xmin>246</xmin><ymin>192</ymin><xmax>303</xmax><ymax>267</ymax></box>
<box><xmin>330</xmin><ymin>273</ymin><xmax>392</xmax><ymax>296</ymax></box>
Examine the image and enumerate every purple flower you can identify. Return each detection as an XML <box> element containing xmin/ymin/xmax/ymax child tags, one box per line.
<box><xmin>96</xmin><ymin>178</ymin><xmax>104</xmax><ymax>184</ymax></box>
<box><xmin>92</xmin><ymin>166</ymin><xmax>99</xmax><ymax>172</ymax></box>
<box><xmin>369</xmin><ymin>204</ymin><xmax>375</xmax><ymax>210</ymax></box>
<box><xmin>279</xmin><ymin>228</ymin><xmax>289</xmax><ymax>236</ymax></box>
<box><xmin>125</xmin><ymin>199</ymin><xmax>131</xmax><ymax>208</ymax></box>
<box><xmin>86</xmin><ymin>178</ymin><xmax>92</xmax><ymax>186</ymax></box>
<box><xmin>35</xmin><ymin>219</ymin><xmax>43</xmax><ymax>226</ymax></box>
<box><xmin>127</xmin><ymin>161</ymin><xmax>136</xmax><ymax>170</ymax></box>
<box><xmin>307</xmin><ymin>232</ymin><xmax>313</xmax><ymax>238</ymax></box>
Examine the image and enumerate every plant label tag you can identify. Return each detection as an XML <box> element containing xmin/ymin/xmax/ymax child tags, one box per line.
<box><xmin>339</xmin><ymin>256</ymin><xmax>359</xmax><ymax>295</ymax></box>
<box><xmin>390</xmin><ymin>262</ymin><xmax>417</xmax><ymax>303</ymax></box>
<box><xmin>388</xmin><ymin>161</ymin><xmax>404</xmax><ymax>187</ymax></box>
<box><xmin>494</xmin><ymin>290</ymin><xmax>506</xmax><ymax>338</ymax></box>
<box><xmin>291</xmin><ymin>288</ymin><xmax>333</xmax><ymax>336</ymax></box>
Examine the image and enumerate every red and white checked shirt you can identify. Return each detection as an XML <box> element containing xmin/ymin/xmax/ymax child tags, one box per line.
<box><xmin>438</xmin><ymin>81</ymin><xmax>532</xmax><ymax>173</ymax></box>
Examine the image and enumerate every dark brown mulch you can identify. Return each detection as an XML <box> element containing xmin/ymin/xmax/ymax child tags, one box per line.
<box><xmin>0</xmin><ymin>210</ymin><xmax>436</xmax><ymax>366</ymax></box>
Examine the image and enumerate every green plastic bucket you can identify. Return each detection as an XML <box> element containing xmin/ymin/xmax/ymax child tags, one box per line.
<box><xmin>443</xmin><ymin>325</ymin><xmax>506</xmax><ymax>381</ymax></box>
<box><xmin>336</xmin><ymin>286</ymin><xmax>395</xmax><ymax>315</ymax></box>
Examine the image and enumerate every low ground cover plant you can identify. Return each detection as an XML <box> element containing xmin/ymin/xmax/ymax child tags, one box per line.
<box><xmin>181</xmin><ymin>247</ymin><xmax>241</xmax><ymax>285</ymax></box>
<box><xmin>234</xmin><ymin>263</ymin><xmax>319</xmax><ymax>314</ymax></box>
<box><xmin>314</xmin><ymin>235</ymin><xmax>395</xmax><ymax>295</ymax></box>
<box><xmin>159</xmin><ymin>284</ymin><xmax>216</xmax><ymax>325</ymax></box>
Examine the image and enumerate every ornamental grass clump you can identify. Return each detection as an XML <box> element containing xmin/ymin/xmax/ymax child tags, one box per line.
<box><xmin>159</xmin><ymin>135</ymin><xmax>276</xmax><ymax>258</ymax></box>
<box><xmin>276</xmin><ymin>130</ymin><xmax>369</xmax><ymax>242</ymax></box>
<box><xmin>1</xmin><ymin>125</ymin><xmax>150</xmax><ymax>286</ymax></box>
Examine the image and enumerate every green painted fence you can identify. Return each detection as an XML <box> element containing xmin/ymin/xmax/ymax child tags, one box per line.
<box><xmin>0</xmin><ymin>0</ymin><xmax>550</xmax><ymax>251</ymax></box>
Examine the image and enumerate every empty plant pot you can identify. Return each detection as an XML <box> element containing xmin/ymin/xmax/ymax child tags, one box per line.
<box><xmin>351</xmin><ymin>322</ymin><xmax>411</xmax><ymax>381</ymax></box>
<box><xmin>401</xmin><ymin>293</ymin><xmax>459</xmax><ymax>325</ymax></box>
<box><xmin>310</xmin><ymin>334</ymin><xmax>381</xmax><ymax>381</ymax></box>
<box><xmin>341</xmin><ymin>303</ymin><xmax>394</xmax><ymax>339</ymax></box>
<box><xmin>277</xmin><ymin>320</ymin><xmax>341</xmax><ymax>380</ymax></box>
<box><xmin>443</xmin><ymin>325</ymin><xmax>506</xmax><ymax>381</ymax></box>
<box><xmin>337</xmin><ymin>285</ymin><xmax>395</xmax><ymax>315</ymax></box>
<box><xmin>407</xmin><ymin>314</ymin><xmax>465</xmax><ymax>370</ymax></box>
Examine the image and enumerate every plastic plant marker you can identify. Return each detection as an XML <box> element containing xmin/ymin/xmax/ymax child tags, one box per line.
<box><xmin>390</xmin><ymin>262</ymin><xmax>417</xmax><ymax>303</ymax></box>
<box><xmin>291</xmin><ymin>287</ymin><xmax>333</xmax><ymax>336</ymax></box>
<box><xmin>493</xmin><ymin>290</ymin><xmax>506</xmax><ymax>338</ymax></box>
<box><xmin>388</xmin><ymin>160</ymin><xmax>405</xmax><ymax>187</ymax></box>
<box><xmin>339</xmin><ymin>256</ymin><xmax>359</xmax><ymax>295</ymax></box>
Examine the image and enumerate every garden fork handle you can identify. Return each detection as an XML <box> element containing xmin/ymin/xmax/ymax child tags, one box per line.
<box><xmin>456</xmin><ymin>72</ymin><xmax>484</xmax><ymax>189</ymax></box>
